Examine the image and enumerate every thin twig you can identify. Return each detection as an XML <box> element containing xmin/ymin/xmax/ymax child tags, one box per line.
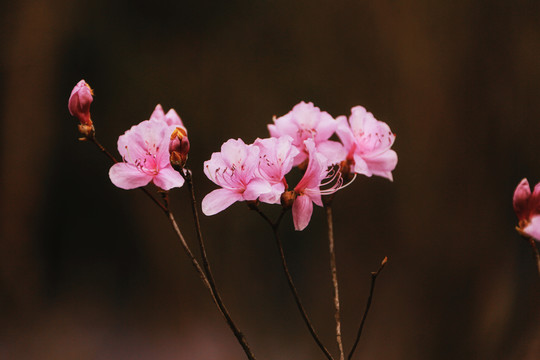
<box><xmin>325</xmin><ymin>205</ymin><xmax>344</xmax><ymax>360</ymax></box>
<box><xmin>83</xmin><ymin>135</ymin><xmax>256</xmax><ymax>359</ymax></box>
<box><xmin>182</xmin><ymin>169</ymin><xmax>257</xmax><ymax>360</ymax></box>
<box><xmin>347</xmin><ymin>257</ymin><xmax>388</xmax><ymax>360</ymax></box>
<box><xmin>252</xmin><ymin>206</ymin><xmax>334</xmax><ymax>360</ymax></box>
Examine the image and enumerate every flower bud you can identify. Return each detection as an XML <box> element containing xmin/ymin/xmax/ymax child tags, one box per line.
<box><xmin>169</xmin><ymin>126</ymin><xmax>190</xmax><ymax>171</ymax></box>
<box><xmin>68</xmin><ymin>80</ymin><xmax>94</xmax><ymax>127</ymax></box>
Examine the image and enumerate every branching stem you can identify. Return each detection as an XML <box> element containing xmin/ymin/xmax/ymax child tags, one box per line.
<box><xmin>252</xmin><ymin>205</ymin><xmax>334</xmax><ymax>360</ymax></box>
<box><xmin>347</xmin><ymin>257</ymin><xmax>388</xmax><ymax>360</ymax></box>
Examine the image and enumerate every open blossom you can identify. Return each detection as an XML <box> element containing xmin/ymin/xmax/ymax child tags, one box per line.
<box><xmin>68</xmin><ymin>79</ymin><xmax>93</xmax><ymax>126</ymax></box>
<box><xmin>268</xmin><ymin>101</ymin><xmax>345</xmax><ymax>166</ymax></box>
<box><xmin>202</xmin><ymin>139</ymin><xmax>272</xmax><ymax>216</ymax></box>
<box><xmin>292</xmin><ymin>139</ymin><xmax>333</xmax><ymax>231</ymax></box>
<box><xmin>513</xmin><ymin>178</ymin><xmax>540</xmax><ymax>241</ymax></box>
<box><xmin>254</xmin><ymin>136</ymin><xmax>299</xmax><ymax>204</ymax></box>
<box><xmin>109</xmin><ymin>117</ymin><xmax>185</xmax><ymax>190</ymax></box>
<box><xmin>336</xmin><ymin>106</ymin><xmax>397</xmax><ymax>181</ymax></box>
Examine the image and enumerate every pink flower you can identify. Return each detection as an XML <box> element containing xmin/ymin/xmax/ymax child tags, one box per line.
<box><xmin>109</xmin><ymin>118</ymin><xmax>184</xmax><ymax>190</ymax></box>
<box><xmin>513</xmin><ymin>178</ymin><xmax>540</xmax><ymax>241</ymax></box>
<box><xmin>292</xmin><ymin>139</ymin><xmax>333</xmax><ymax>231</ymax></box>
<box><xmin>202</xmin><ymin>139</ymin><xmax>272</xmax><ymax>215</ymax></box>
<box><xmin>336</xmin><ymin>106</ymin><xmax>397</xmax><ymax>181</ymax></box>
<box><xmin>68</xmin><ymin>79</ymin><xmax>93</xmax><ymax>126</ymax></box>
<box><xmin>254</xmin><ymin>136</ymin><xmax>299</xmax><ymax>204</ymax></box>
<box><xmin>268</xmin><ymin>101</ymin><xmax>345</xmax><ymax>166</ymax></box>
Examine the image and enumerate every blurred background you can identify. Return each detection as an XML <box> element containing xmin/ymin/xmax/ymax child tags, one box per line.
<box><xmin>1</xmin><ymin>0</ymin><xmax>540</xmax><ymax>359</ymax></box>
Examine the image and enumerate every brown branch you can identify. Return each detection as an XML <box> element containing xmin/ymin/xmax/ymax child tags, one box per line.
<box><xmin>81</xmin><ymin>134</ymin><xmax>256</xmax><ymax>359</ymax></box>
<box><xmin>347</xmin><ymin>257</ymin><xmax>388</xmax><ymax>360</ymax></box>
<box><xmin>325</xmin><ymin>205</ymin><xmax>344</xmax><ymax>360</ymax></box>
<box><xmin>181</xmin><ymin>169</ymin><xmax>257</xmax><ymax>360</ymax></box>
<box><xmin>252</xmin><ymin>206</ymin><xmax>334</xmax><ymax>360</ymax></box>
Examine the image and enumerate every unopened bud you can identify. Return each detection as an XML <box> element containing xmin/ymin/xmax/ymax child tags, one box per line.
<box><xmin>169</xmin><ymin>126</ymin><xmax>190</xmax><ymax>171</ymax></box>
<box><xmin>280</xmin><ymin>190</ymin><xmax>296</xmax><ymax>209</ymax></box>
<box><xmin>69</xmin><ymin>80</ymin><xmax>94</xmax><ymax>127</ymax></box>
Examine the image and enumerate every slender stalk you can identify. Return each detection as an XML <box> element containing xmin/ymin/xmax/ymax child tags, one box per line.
<box><xmin>252</xmin><ymin>206</ymin><xmax>334</xmax><ymax>360</ymax></box>
<box><xmin>181</xmin><ymin>169</ymin><xmax>257</xmax><ymax>360</ymax></box>
<box><xmin>347</xmin><ymin>257</ymin><xmax>387</xmax><ymax>360</ymax></box>
<box><xmin>325</xmin><ymin>205</ymin><xmax>344</xmax><ymax>360</ymax></box>
<box><xmin>527</xmin><ymin>237</ymin><xmax>540</xmax><ymax>277</ymax></box>
<box><xmin>83</xmin><ymin>136</ymin><xmax>256</xmax><ymax>359</ymax></box>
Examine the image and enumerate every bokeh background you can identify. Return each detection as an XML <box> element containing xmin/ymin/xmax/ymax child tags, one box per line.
<box><xmin>1</xmin><ymin>0</ymin><xmax>540</xmax><ymax>359</ymax></box>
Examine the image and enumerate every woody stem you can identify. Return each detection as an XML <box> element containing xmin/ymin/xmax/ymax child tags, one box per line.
<box><xmin>252</xmin><ymin>206</ymin><xmax>334</xmax><ymax>360</ymax></box>
<box><xmin>325</xmin><ymin>205</ymin><xmax>344</xmax><ymax>360</ymax></box>
<box><xmin>181</xmin><ymin>169</ymin><xmax>257</xmax><ymax>360</ymax></box>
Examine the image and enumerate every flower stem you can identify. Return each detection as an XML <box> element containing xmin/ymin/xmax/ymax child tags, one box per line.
<box><xmin>181</xmin><ymin>169</ymin><xmax>257</xmax><ymax>360</ymax></box>
<box><xmin>325</xmin><ymin>205</ymin><xmax>344</xmax><ymax>360</ymax></box>
<box><xmin>252</xmin><ymin>206</ymin><xmax>334</xmax><ymax>360</ymax></box>
<box><xmin>347</xmin><ymin>257</ymin><xmax>387</xmax><ymax>360</ymax></box>
<box><xmin>83</xmin><ymin>136</ymin><xmax>256</xmax><ymax>359</ymax></box>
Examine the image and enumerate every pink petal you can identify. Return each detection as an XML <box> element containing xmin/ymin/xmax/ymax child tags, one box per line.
<box><xmin>149</xmin><ymin>104</ymin><xmax>165</xmax><ymax>122</ymax></box>
<box><xmin>259</xmin><ymin>182</ymin><xmax>286</xmax><ymax>204</ymax></box>
<box><xmin>316</xmin><ymin>140</ymin><xmax>346</xmax><ymax>166</ymax></box>
<box><xmin>513</xmin><ymin>178</ymin><xmax>531</xmax><ymax>220</ymax></box>
<box><xmin>202</xmin><ymin>188</ymin><xmax>244</xmax><ymax>216</ymax></box>
<box><xmin>109</xmin><ymin>163</ymin><xmax>152</xmax><ymax>190</ymax></box>
<box><xmin>523</xmin><ymin>215</ymin><xmax>540</xmax><ymax>242</ymax></box>
<box><xmin>153</xmin><ymin>166</ymin><xmax>185</xmax><ymax>190</ymax></box>
<box><xmin>165</xmin><ymin>108</ymin><xmax>184</xmax><ymax>126</ymax></box>
<box><xmin>243</xmin><ymin>178</ymin><xmax>272</xmax><ymax>201</ymax></box>
<box><xmin>292</xmin><ymin>195</ymin><xmax>314</xmax><ymax>231</ymax></box>
<box><xmin>336</xmin><ymin>115</ymin><xmax>355</xmax><ymax>151</ymax></box>
<box><xmin>364</xmin><ymin>149</ymin><xmax>398</xmax><ymax>181</ymax></box>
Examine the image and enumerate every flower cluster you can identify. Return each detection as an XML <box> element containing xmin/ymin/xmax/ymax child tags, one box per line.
<box><xmin>109</xmin><ymin>105</ymin><xmax>187</xmax><ymax>190</ymax></box>
<box><xmin>202</xmin><ymin>101</ymin><xmax>398</xmax><ymax>230</ymax></box>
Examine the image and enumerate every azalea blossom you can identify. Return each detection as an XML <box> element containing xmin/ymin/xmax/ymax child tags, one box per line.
<box><xmin>253</xmin><ymin>136</ymin><xmax>299</xmax><ymax>204</ymax></box>
<box><xmin>202</xmin><ymin>139</ymin><xmax>272</xmax><ymax>215</ymax></box>
<box><xmin>109</xmin><ymin>118</ymin><xmax>185</xmax><ymax>190</ymax></box>
<box><xmin>336</xmin><ymin>106</ymin><xmax>397</xmax><ymax>181</ymax></box>
<box><xmin>268</xmin><ymin>101</ymin><xmax>345</xmax><ymax>166</ymax></box>
<box><xmin>292</xmin><ymin>139</ymin><xmax>336</xmax><ymax>231</ymax></box>
<box><xmin>513</xmin><ymin>178</ymin><xmax>540</xmax><ymax>241</ymax></box>
<box><xmin>68</xmin><ymin>79</ymin><xmax>94</xmax><ymax>126</ymax></box>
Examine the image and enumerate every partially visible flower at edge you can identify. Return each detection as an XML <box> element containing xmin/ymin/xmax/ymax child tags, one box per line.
<box><xmin>268</xmin><ymin>101</ymin><xmax>345</xmax><ymax>167</ymax></box>
<box><xmin>202</xmin><ymin>139</ymin><xmax>271</xmax><ymax>216</ymax></box>
<box><xmin>336</xmin><ymin>106</ymin><xmax>397</xmax><ymax>181</ymax></box>
<box><xmin>513</xmin><ymin>178</ymin><xmax>540</xmax><ymax>241</ymax></box>
<box><xmin>109</xmin><ymin>117</ymin><xmax>185</xmax><ymax>190</ymax></box>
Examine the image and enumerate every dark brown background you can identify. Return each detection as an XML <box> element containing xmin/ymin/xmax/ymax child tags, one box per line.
<box><xmin>1</xmin><ymin>0</ymin><xmax>539</xmax><ymax>359</ymax></box>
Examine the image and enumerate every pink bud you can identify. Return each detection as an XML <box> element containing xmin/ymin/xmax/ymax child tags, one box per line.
<box><xmin>68</xmin><ymin>80</ymin><xmax>94</xmax><ymax>126</ymax></box>
<box><xmin>169</xmin><ymin>126</ymin><xmax>190</xmax><ymax>170</ymax></box>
